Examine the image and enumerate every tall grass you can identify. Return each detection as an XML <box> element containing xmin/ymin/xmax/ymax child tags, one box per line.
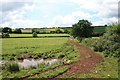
<box><xmin>5</xmin><ymin>62</ymin><xmax>20</xmax><ymax>73</ymax></box>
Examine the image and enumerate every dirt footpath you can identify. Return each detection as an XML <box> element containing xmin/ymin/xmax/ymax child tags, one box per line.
<box><xmin>55</xmin><ymin>39</ymin><xmax>104</xmax><ymax>78</ymax></box>
<box><xmin>22</xmin><ymin>39</ymin><xmax>104</xmax><ymax>79</ymax></box>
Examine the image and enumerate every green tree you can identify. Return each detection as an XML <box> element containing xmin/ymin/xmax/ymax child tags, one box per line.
<box><xmin>2</xmin><ymin>32</ymin><xmax>10</xmax><ymax>38</ymax></box>
<box><xmin>71</xmin><ymin>19</ymin><xmax>92</xmax><ymax>38</ymax></box>
<box><xmin>55</xmin><ymin>28</ymin><xmax>63</xmax><ymax>33</ymax></box>
<box><xmin>2</xmin><ymin>27</ymin><xmax>12</xmax><ymax>33</ymax></box>
<box><xmin>64</xmin><ymin>29</ymin><xmax>69</xmax><ymax>33</ymax></box>
<box><xmin>33</xmin><ymin>32</ymin><xmax>38</xmax><ymax>37</ymax></box>
<box><xmin>14</xmin><ymin>29</ymin><xmax>22</xmax><ymax>34</ymax></box>
<box><xmin>103</xmin><ymin>23</ymin><xmax>120</xmax><ymax>43</ymax></box>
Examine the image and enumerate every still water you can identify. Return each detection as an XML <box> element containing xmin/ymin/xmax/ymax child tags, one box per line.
<box><xmin>0</xmin><ymin>58</ymin><xmax>58</xmax><ymax>67</ymax></box>
<box><xmin>18</xmin><ymin>58</ymin><xmax>58</xmax><ymax>67</ymax></box>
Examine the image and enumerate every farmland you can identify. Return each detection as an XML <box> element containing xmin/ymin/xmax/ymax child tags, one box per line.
<box><xmin>1</xmin><ymin>37</ymin><xmax>81</xmax><ymax>79</ymax></box>
<box><xmin>9</xmin><ymin>33</ymin><xmax>70</xmax><ymax>37</ymax></box>
<box><xmin>2</xmin><ymin>37</ymin><xmax>68</xmax><ymax>55</ymax></box>
<box><xmin>1</xmin><ymin>23</ymin><xmax>119</xmax><ymax>79</ymax></box>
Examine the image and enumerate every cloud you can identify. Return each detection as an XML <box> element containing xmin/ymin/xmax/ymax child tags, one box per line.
<box><xmin>50</xmin><ymin>11</ymin><xmax>92</xmax><ymax>27</ymax></box>
<box><xmin>71</xmin><ymin>0</ymin><xmax>118</xmax><ymax>25</ymax></box>
<box><xmin>92</xmin><ymin>17</ymin><xmax>118</xmax><ymax>26</ymax></box>
<box><xmin>1</xmin><ymin>19</ymin><xmax>42</xmax><ymax>28</ymax></box>
<box><xmin>23</xmin><ymin>4</ymin><xmax>36</xmax><ymax>10</ymax></box>
<box><xmin>0</xmin><ymin>0</ymin><xmax>118</xmax><ymax>28</ymax></box>
<box><xmin>0</xmin><ymin>1</ymin><xmax>41</xmax><ymax>28</ymax></box>
<box><xmin>43</xmin><ymin>15</ymin><xmax>48</xmax><ymax>18</ymax></box>
<box><xmin>0</xmin><ymin>2</ymin><xmax>26</xmax><ymax>12</ymax></box>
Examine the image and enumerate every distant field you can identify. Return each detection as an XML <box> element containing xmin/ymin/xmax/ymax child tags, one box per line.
<box><xmin>10</xmin><ymin>34</ymin><xmax>70</xmax><ymax>37</ymax></box>
<box><xmin>62</xmin><ymin>26</ymin><xmax>106</xmax><ymax>33</ymax></box>
<box><xmin>93</xmin><ymin>26</ymin><xmax>106</xmax><ymax>33</ymax></box>
<box><xmin>2</xmin><ymin>37</ymin><xmax>68</xmax><ymax>55</ymax></box>
<box><xmin>20</xmin><ymin>28</ymin><xmax>64</xmax><ymax>33</ymax></box>
<box><xmin>12</xmin><ymin>26</ymin><xmax>106</xmax><ymax>34</ymax></box>
<box><xmin>21</xmin><ymin>29</ymin><xmax>32</xmax><ymax>33</ymax></box>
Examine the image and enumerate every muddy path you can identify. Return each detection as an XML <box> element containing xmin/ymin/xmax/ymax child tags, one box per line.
<box><xmin>54</xmin><ymin>39</ymin><xmax>104</xmax><ymax>78</ymax></box>
<box><xmin>22</xmin><ymin>39</ymin><xmax>104</xmax><ymax>79</ymax></box>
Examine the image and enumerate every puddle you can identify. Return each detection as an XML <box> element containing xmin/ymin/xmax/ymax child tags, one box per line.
<box><xmin>17</xmin><ymin>58</ymin><xmax>58</xmax><ymax>67</ymax></box>
<box><xmin>0</xmin><ymin>58</ymin><xmax>58</xmax><ymax>67</ymax></box>
<box><xmin>0</xmin><ymin>61</ymin><xmax>8</xmax><ymax>64</ymax></box>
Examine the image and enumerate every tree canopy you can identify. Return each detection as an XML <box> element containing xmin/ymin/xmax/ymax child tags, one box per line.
<box><xmin>71</xmin><ymin>19</ymin><xmax>92</xmax><ymax>38</ymax></box>
<box><xmin>2</xmin><ymin>27</ymin><xmax>12</xmax><ymax>33</ymax></box>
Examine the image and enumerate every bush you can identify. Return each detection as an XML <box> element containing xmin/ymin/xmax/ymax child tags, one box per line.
<box><xmin>58</xmin><ymin>54</ymin><xmax>65</xmax><ymax>59</ymax></box>
<box><xmin>81</xmin><ymin>23</ymin><xmax>120</xmax><ymax>58</ymax></box>
<box><xmin>14</xmin><ymin>29</ymin><xmax>22</xmax><ymax>34</ymax></box>
<box><xmin>16</xmin><ymin>56</ymin><xmax>24</xmax><ymax>60</ymax></box>
<box><xmin>43</xmin><ymin>56</ymin><xmax>50</xmax><ymax>59</ymax></box>
<box><xmin>33</xmin><ymin>55</ymin><xmax>39</xmax><ymax>59</ymax></box>
<box><xmin>82</xmin><ymin>38</ymin><xmax>120</xmax><ymax>58</ymax></box>
<box><xmin>33</xmin><ymin>32</ymin><xmax>38</xmax><ymax>37</ymax></box>
<box><xmin>5</xmin><ymin>63</ymin><xmax>20</xmax><ymax>73</ymax></box>
<box><xmin>9</xmin><ymin>57</ymin><xmax>15</xmax><ymax>60</ymax></box>
<box><xmin>2</xmin><ymin>32</ymin><xmax>10</xmax><ymax>38</ymax></box>
<box><xmin>76</xmin><ymin>37</ymin><xmax>83</xmax><ymax>42</ymax></box>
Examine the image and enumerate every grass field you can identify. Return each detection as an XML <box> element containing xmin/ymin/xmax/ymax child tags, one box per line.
<box><xmin>21</xmin><ymin>29</ymin><xmax>32</xmax><ymax>33</ymax></box>
<box><xmin>93</xmin><ymin>26</ymin><xmax>106</xmax><ymax>33</ymax></box>
<box><xmin>18</xmin><ymin>28</ymin><xmax>64</xmax><ymax>33</ymax></box>
<box><xmin>2</xmin><ymin>37</ymin><xmax>68</xmax><ymax>55</ymax></box>
<box><xmin>1</xmin><ymin>38</ymin><xmax>80</xmax><ymax>78</ymax></box>
<box><xmin>9</xmin><ymin>34</ymin><xmax>70</xmax><ymax>37</ymax></box>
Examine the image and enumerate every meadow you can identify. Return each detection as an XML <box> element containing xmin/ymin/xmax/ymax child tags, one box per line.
<box><xmin>1</xmin><ymin>37</ymin><xmax>80</xmax><ymax>78</ymax></box>
<box><xmin>9</xmin><ymin>34</ymin><xmax>70</xmax><ymax>37</ymax></box>
<box><xmin>2</xmin><ymin>37</ymin><xmax>68</xmax><ymax>55</ymax></box>
<box><xmin>1</xmin><ymin>24</ymin><xmax>119</xmax><ymax>79</ymax></box>
<box><xmin>93</xmin><ymin>26</ymin><xmax>106</xmax><ymax>33</ymax></box>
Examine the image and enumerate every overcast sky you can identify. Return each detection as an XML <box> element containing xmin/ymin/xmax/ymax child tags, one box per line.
<box><xmin>0</xmin><ymin>0</ymin><xmax>119</xmax><ymax>28</ymax></box>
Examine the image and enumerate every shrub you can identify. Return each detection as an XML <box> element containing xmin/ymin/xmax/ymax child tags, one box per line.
<box><xmin>2</xmin><ymin>32</ymin><xmax>10</xmax><ymax>38</ymax></box>
<box><xmin>82</xmin><ymin>38</ymin><xmax>120</xmax><ymax>58</ymax></box>
<box><xmin>58</xmin><ymin>54</ymin><xmax>65</xmax><ymax>59</ymax></box>
<box><xmin>9</xmin><ymin>57</ymin><xmax>15</xmax><ymax>60</ymax></box>
<box><xmin>16</xmin><ymin>56</ymin><xmax>24</xmax><ymax>60</ymax></box>
<box><xmin>33</xmin><ymin>56</ymin><xmax>39</xmax><ymax>59</ymax></box>
<box><xmin>43</xmin><ymin>56</ymin><xmax>49</xmax><ymax>59</ymax></box>
<box><xmin>5</xmin><ymin>63</ymin><xmax>20</xmax><ymax>73</ymax></box>
<box><xmin>33</xmin><ymin>32</ymin><xmax>38</xmax><ymax>37</ymax></box>
<box><xmin>14</xmin><ymin>29</ymin><xmax>22</xmax><ymax>34</ymax></box>
<box><xmin>77</xmin><ymin>37</ymin><xmax>83</xmax><ymax>42</ymax></box>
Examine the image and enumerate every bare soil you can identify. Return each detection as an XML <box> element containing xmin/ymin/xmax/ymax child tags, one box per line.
<box><xmin>55</xmin><ymin>39</ymin><xmax>104</xmax><ymax>78</ymax></box>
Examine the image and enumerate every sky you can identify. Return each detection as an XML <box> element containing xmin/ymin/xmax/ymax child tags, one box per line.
<box><xmin>0</xmin><ymin>0</ymin><xmax>119</xmax><ymax>28</ymax></box>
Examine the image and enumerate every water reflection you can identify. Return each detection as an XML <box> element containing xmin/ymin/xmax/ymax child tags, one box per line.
<box><xmin>18</xmin><ymin>58</ymin><xmax>58</xmax><ymax>67</ymax></box>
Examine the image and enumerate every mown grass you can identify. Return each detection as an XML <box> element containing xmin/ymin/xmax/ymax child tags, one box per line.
<box><xmin>9</xmin><ymin>34</ymin><xmax>70</xmax><ymax>37</ymax></box>
<box><xmin>2</xmin><ymin>37</ymin><xmax>68</xmax><ymax>56</ymax></box>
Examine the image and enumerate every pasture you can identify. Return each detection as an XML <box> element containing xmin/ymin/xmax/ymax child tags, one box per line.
<box><xmin>2</xmin><ymin>37</ymin><xmax>68</xmax><ymax>55</ymax></box>
<box><xmin>9</xmin><ymin>34</ymin><xmax>70</xmax><ymax>37</ymax></box>
<box><xmin>93</xmin><ymin>26</ymin><xmax>106</xmax><ymax>33</ymax></box>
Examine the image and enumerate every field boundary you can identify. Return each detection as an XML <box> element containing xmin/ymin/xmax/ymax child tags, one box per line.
<box><xmin>3</xmin><ymin>36</ymin><xmax>70</xmax><ymax>38</ymax></box>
